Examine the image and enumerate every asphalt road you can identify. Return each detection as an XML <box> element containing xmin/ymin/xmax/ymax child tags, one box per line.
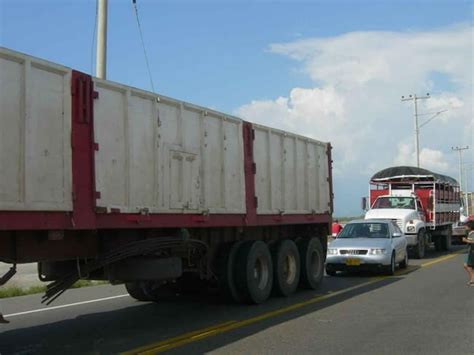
<box><xmin>0</xmin><ymin>246</ymin><xmax>472</xmax><ymax>355</ymax></box>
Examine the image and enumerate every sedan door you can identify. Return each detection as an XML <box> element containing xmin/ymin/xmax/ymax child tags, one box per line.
<box><xmin>391</xmin><ymin>222</ymin><xmax>405</xmax><ymax>262</ymax></box>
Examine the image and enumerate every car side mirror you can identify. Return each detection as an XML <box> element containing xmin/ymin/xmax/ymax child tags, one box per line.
<box><xmin>392</xmin><ymin>232</ymin><xmax>402</xmax><ymax>238</ymax></box>
<box><xmin>361</xmin><ymin>197</ymin><xmax>368</xmax><ymax>211</ymax></box>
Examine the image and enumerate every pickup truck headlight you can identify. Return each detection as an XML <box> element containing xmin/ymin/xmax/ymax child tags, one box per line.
<box><xmin>369</xmin><ymin>248</ymin><xmax>387</xmax><ymax>255</ymax></box>
<box><xmin>407</xmin><ymin>226</ymin><xmax>415</xmax><ymax>232</ymax></box>
<box><xmin>327</xmin><ymin>248</ymin><xmax>338</xmax><ymax>255</ymax></box>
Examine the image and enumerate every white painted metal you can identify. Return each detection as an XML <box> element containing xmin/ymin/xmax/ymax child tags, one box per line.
<box><xmin>0</xmin><ymin>48</ymin><xmax>72</xmax><ymax>211</ymax></box>
<box><xmin>253</xmin><ymin>124</ymin><xmax>330</xmax><ymax>215</ymax></box>
<box><xmin>93</xmin><ymin>79</ymin><xmax>246</xmax><ymax>214</ymax></box>
<box><xmin>96</xmin><ymin>0</ymin><xmax>108</xmax><ymax>79</ymax></box>
<box><xmin>0</xmin><ymin>48</ymin><xmax>331</xmax><ymax>217</ymax></box>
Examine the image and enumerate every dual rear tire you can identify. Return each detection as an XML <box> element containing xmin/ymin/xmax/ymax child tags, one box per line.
<box><xmin>220</xmin><ymin>237</ymin><xmax>324</xmax><ymax>304</ymax></box>
<box><xmin>126</xmin><ymin>237</ymin><xmax>325</xmax><ymax>305</ymax></box>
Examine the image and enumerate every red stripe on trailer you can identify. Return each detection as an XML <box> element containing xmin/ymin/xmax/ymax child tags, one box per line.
<box><xmin>93</xmin><ymin>212</ymin><xmax>331</xmax><ymax>229</ymax></box>
<box><xmin>243</xmin><ymin>122</ymin><xmax>257</xmax><ymax>225</ymax></box>
<box><xmin>0</xmin><ymin>212</ymin><xmax>332</xmax><ymax>230</ymax></box>
<box><xmin>327</xmin><ymin>143</ymin><xmax>334</xmax><ymax>216</ymax></box>
<box><xmin>71</xmin><ymin>71</ymin><xmax>97</xmax><ymax>229</ymax></box>
<box><xmin>0</xmin><ymin>212</ymin><xmax>72</xmax><ymax>230</ymax></box>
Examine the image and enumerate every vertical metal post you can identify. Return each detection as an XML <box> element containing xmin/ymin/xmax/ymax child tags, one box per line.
<box><xmin>401</xmin><ymin>94</ymin><xmax>430</xmax><ymax>167</ymax></box>
<box><xmin>413</xmin><ymin>96</ymin><xmax>420</xmax><ymax>168</ymax></box>
<box><xmin>452</xmin><ymin>146</ymin><xmax>469</xmax><ymax>214</ymax></box>
<box><xmin>96</xmin><ymin>0</ymin><xmax>108</xmax><ymax>79</ymax></box>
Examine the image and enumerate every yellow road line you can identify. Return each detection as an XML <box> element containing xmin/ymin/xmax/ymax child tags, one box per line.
<box><xmin>124</xmin><ymin>250</ymin><xmax>463</xmax><ymax>355</ymax></box>
<box><xmin>122</xmin><ymin>321</ymin><xmax>237</xmax><ymax>355</ymax></box>
<box><xmin>420</xmin><ymin>250</ymin><xmax>464</xmax><ymax>268</ymax></box>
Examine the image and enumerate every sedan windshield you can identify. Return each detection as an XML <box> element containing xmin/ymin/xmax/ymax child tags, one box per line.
<box><xmin>373</xmin><ymin>197</ymin><xmax>415</xmax><ymax>209</ymax></box>
<box><xmin>337</xmin><ymin>222</ymin><xmax>390</xmax><ymax>239</ymax></box>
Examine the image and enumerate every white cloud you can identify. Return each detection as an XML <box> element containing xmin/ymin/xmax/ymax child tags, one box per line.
<box><xmin>235</xmin><ymin>24</ymin><xmax>473</xmax><ymax>214</ymax></box>
<box><xmin>394</xmin><ymin>143</ymin><xmax>449</xmax><ymax>172</ymax></box>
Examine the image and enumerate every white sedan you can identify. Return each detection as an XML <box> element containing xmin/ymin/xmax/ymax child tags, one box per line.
<box><xmin>326</xmin><ymin>219</ymin><xmax>408</xmax><ymax>275</ymax></box>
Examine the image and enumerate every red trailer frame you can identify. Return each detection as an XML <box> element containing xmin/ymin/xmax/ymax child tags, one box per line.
<box><xmin>0</xmin><ymin>70</ymin><xmax>333</xmax><ymax>263</ymax></box>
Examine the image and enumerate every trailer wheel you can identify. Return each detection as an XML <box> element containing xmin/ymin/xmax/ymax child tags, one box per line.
<box><xmin>125</xmin><ymin>282</ymin><xmax>152</xmax><ymax>301</ymax></box>
<box><xmin>413</xmin><ymin>230</ymin><xmax>426</xmax><ymax>259</ymax></box>
<box><xmin>441</xmin><ymin>227</ymin><xmax>452</xmax><ymax>251</ymax></box>
<box><xmin>235</xmin><ymin>240</ymin><xmax>273</xmax><ymax>304</ymax></box>
<box><xmin>297</xmin><ymin>237</ymin><xmax>324</xmax><ymax>289</ymax></box>
<box><xmin>271</xmin><ymin>239</ymin><xmax>300</xmax><ymax>297</ymax></box>
<box><xmin>217</xmin><ymin>241</ymin><xmax>244</xmax><ymax>303</ymax></box>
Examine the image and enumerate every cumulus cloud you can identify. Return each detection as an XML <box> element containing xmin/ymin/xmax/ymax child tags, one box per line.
<box><xmin>394</xmin><ymin>143</ymin><xmax>449</xmax><ymax>173</ymax></box>
<box><xmin>235</xmin><ymin>24</ymin><xmax>473</xmax><ymax>214</ymax></box>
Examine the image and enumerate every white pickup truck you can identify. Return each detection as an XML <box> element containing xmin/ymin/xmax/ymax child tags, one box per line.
<box><xmin>364</xmin><ymin>166</ymin><xmax>460</xmax><ymax>259</ymax></box>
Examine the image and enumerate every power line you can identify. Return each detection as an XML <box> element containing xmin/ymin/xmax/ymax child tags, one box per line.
<box><xmin>90</xmin><ymin>1</ymin><xmax>98</xmax><ymax>75</ymax></box>
<box><xmin>132</xmin><ymin>0</ymin><xmax>155</xmax><ymax>93</ymax></box>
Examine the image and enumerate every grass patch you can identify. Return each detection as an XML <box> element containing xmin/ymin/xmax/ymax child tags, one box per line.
<box><xmin>0</xmin><ymin>280</ymin><xmax>108</xmax><ymax>299</ymax></box>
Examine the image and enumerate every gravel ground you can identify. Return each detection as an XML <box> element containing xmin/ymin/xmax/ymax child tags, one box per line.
<box><xmin>0</xmin><ymin>263</ymin><xmax>43</xmax><ymax>289</ymax></box>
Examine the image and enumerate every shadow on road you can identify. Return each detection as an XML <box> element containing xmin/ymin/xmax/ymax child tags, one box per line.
<box><xmin>0</xmin><ymin>247</ymin><xmax>465</xmax><ymax>355</ymax></box>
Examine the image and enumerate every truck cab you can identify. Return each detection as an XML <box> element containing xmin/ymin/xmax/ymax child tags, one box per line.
<box><xmin>366</xmin><ymin>193</ymin><xmax>426</xmax><ymax>250</ymax></box>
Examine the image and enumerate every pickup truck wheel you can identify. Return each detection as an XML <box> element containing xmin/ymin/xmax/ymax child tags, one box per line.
<box><xmin>413</xmin><ymin>230</ymin><xmax>426</xmax><ymax>259</ymax></box>
<box><xmin>399</xmin><ymin>250</ymin><xmax>408</xmax><ymax>269</ymax></box>
<box><xmin>271</xmin><ymin>239</ymin><xmax>300</xmax><ymax>296</ymax></box>
<box><xmin>217</xmin><ymin>241</ymin><xmax>244</xmax><ymax>303</ymax></box>
<box><xmin>441</xmin><ymin>228</ymin><xmax>452</xmax><ymax>251</ymax></box>
<box><xmin>297</xmin><ymin>238</ymin><xmax>324</xmax><ymax>289</ymax></box>
<box><xmin>234</xmin><ymin>240</ymin><xmax>273</xmax><ymax>304</ymax></box>
<box><xmin>125</xmin><ymin>281</ymin><xmax>152</xmax><ymax>301</ymax></box>
<box><xmin>385</xmin><ymin>253</ymin><xmax>396</xmax><ymax>275</ymax></box>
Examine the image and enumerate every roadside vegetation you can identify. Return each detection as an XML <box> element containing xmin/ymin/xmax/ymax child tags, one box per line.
<box><xmin>0</xmin><ymin>280</ymin><xmax>108</xmax><ymax>299</ymax></box>
<box><xmin>336</xmin><ymin>216</ymin><xmax>364</xmax><ymax>223</ymax></box>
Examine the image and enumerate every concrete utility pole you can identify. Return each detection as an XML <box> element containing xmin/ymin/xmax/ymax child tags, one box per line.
<box><xmin>452</xmin><ymin>146</ymin><xmax>470</xmax><ymax>214</ymax></box>
<box><xmin>401</xmin><ymin>94</ymin><xmax>431</xmax><ymax>167</ymax></box>
<box><xmin>96</xmin><ymin>0</ymin><xmax>108</xmax><ymax>79</ymax></box>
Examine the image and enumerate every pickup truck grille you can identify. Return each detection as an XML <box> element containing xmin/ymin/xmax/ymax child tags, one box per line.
<box><xmin>340</xmin><ymin>250</ymin><xmax>368</xmax><ymax>255</ymax></box>
<box><xmin>392</xmin><ymin>219</ymin><xmax>403</xmax><ymax>230</ymax></box>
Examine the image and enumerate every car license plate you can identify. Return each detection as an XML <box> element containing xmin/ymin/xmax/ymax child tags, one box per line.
<box><xmin>345</xmin><ymin>258</ymin><xmax>361</xmax><ymax>266</ymax></box>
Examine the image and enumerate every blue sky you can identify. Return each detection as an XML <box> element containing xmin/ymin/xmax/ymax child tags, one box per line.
<box><xmin>1</xmin><ymin>0</ymin><xmax>472</xmax><ymax>216</ymax></box>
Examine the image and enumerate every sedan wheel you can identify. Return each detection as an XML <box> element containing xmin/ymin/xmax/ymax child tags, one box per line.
<box><xmin>385</xmin><ymin>253</ymin><xmax>395</xmax><ymax>276</ymax></box>
<box><xmin>399</xmin><ymin>249</ymin><xmax>408</xmax><ymax>269</ymax></box>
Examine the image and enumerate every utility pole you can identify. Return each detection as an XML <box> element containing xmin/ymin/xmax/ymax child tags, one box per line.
<box><xmin>401</xmin><ymin>93</ymin><xmax>431</xmax><ymax>167</ymax></box>
<box><xmin>96</xmin><ymin>0</ymin><xmax>108</xmax><ymax>79</ymax></box>
<box><xmin>452</xmin><ymin>146</ymin><xmax>469</xmax><ymax>214</ymax></box>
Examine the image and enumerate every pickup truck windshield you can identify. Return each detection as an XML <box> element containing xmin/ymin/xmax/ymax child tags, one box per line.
<box><xmin>373</xmin><ymin>197</ymin><xmax>415</xmax><ymax>209</ymax></box>
<box><xmin>337</xmin><ymin>222</ymin><xmax>390</xmax><ymax>239</ymax></box>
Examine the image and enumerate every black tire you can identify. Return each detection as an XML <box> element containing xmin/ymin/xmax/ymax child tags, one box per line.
<box><xmin>217</xmin><ymin>241</ymin><xmax>244</xmax><ymax>303</ymax></box>
<box><xmin>234</xmin><ymin>240</ymin><xmax>273</xmax><ymax>304</ymax></box>
<box><xmin>441</xmin><ymin>227</ymin><xmax>452</xmax><ymax>251</ymax></box>
<box><xmin>385</xmin><ymin>253</ymin><xmax>396</xmax><ymax>275</ymax></box>
<box><xmin>399</xmin><ymin>249</ymin><xmax>408</xmax><ymax>269</ymax></box>
<box><xmin>325</xmin><ymin>266</ymin><xmax>337</xmax><ymax>276</ymax></box>
<box><xmin>271</xmin><ymin>240</ymin><xmax>300</xmax><ymax>297</ymax></box>
<box><xmin>297</xmin><ymin>237</ymin><xmax>324</xmax><ymax>289</ymax></box>
<box><xmin>125</xmin><ymin>282</ymin><xmax>152</xmax><ymax>301</ymax></box>
<box><xmin>413</xmin><ymin>230</ymin><xmax>426</xmax><ymax>259</ymax></box>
